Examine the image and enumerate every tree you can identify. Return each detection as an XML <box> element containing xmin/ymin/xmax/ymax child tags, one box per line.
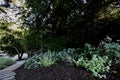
<box><xmin>0</xmin><ymin>24</ymin><xmax>26</xmax><ymax>59</ymax></box>
<box><xmin>1</xmin><ymin>0</ymin><xmax>120</xmax><ymax>56</ymax></box>
<box><xmin>24</xmin><ymin>0</ymin><xmax>119</xmax><ymax>47</ymax></box>
<box><xmin>0</xmin><ymin>0</ymin><xmax>26</xmax><ymax>59</ymax></box>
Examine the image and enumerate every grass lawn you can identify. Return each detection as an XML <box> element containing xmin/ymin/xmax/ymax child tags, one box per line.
<box><xmin>0</xmin><ymin>57</ymin><xmax>16</xmax><ymax>69</ymax></box>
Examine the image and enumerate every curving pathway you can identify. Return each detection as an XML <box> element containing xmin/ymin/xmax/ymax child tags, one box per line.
<box><xmin>0</xmin><ymin>60</ymin><xmax>25</xmax><ymax>80</ymax></box>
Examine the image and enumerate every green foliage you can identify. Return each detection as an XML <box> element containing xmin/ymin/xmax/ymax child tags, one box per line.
<box><xmin>80</xmin><ymin>43</ymin><xmax>99</xmax><ymax>59</ymax></box>
<box><xmin>22</xmin><ymin>30</ymin><xmax>43</xmax><ymax>51</ymax></box>
<box><xmin>24</xmin><ymin>55</ymin><xmax>40</xmax><ymax>69</ymax></box>
<box><xmin>57</xmin><ymin>48</ymin><xmax>73</xmax><ymax>62</ymax></box>
<box><xmin>0</xmin><ymin>57</ymin><xmax>16</xmax><ymax>69</ymax></box>
<box><xmin>98</xmin><ymin>36</ymin><xmax>120</xmax><ymax>64</ymax></box>
<box><xmin>39</xmin><ymin>51</ymin><xmax>56</xmax><ymax>67</ymax></box>
<box><xmin>25</xmin><ymin>51</ymin><xmax>56</xmax><ymax>69</ymax></box>
<box><xmin>2</xmin><ymin>38</ymin><xmax>24</xmax><ymax>56</ymax></box>
<box><xmin>24</xmin><ymin>0</ymin><xmax>119</xmax><ymax>48</ymax></box>
<box><xmin>22</xmin><ymin>36</ymin><xmax>120</xmax><ymax>79</ymax></box>
<box><xmin>74</xmin><ymin>55</ymin><xmax>111</xmax><ymax>78</ymax></box>
<box><xmin>25</xmin><ymin>48</ymin><xmax>79</xmax><ymax>69</ymax></box>
<box><xmin>45</xmin><ymin>37</ymin><xmax>65</xmax><ymax>51</ymax></box>
<box><xmin>0</xmin><ymin>25</ymin><xmax>25</xmax><ymax>59</ymax></box>
<box><xmin>55</xmin><ymin>48</ymin><xmax>76</xmax><ymax>64</ymax></box>
<box><xmin>79</xmin><ymin>36</ymin><xmax>120</xmax><ymax>64</ymax></box>
<box><xmin>2</xmin><ymin>46</ymin><xmax>16</xmax><ymax>56</ymax></box>
<box><xmin>24</xmin><ymin>45</ymin><xmax>115</xmax><ymax>78</ymax></box>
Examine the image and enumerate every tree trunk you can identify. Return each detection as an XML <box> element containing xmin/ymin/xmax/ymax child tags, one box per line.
<box><xmin>12</xmin><ymin>46</ymin><xmax>23</xmax><ymax>60</ymax></box>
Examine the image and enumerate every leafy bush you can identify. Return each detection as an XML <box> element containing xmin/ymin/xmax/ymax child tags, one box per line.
<box><xmin>25</xmin><ymin>48</ymin><xmax>80</xmax><ymax>69</ymax></box>
<box><xmin>25</xmin><ymin>51</ymin><xmax>56</xmax><ymax>69</ymax></box>
<box><xmin>0</xmin><ymin>57</ymin><xmax>16</xmax><ymax>69</ymax></box>
<box><xmin>98</xmin><ymin>36</ymin><xmax>120</xmax><ymax>64</ymax></box>
<box><xmin>80</xmin><ymin>43</ymin><xmax>99</xmax><ymax>59</ymax></box>
<box><xmin>74</xmin><ymin>55</ymin><xmax>111</xmax><ymax>78</ymax></box>
<box><xmin>24</xmin><ymin>55</ymin><xmax>40</xmax><ymax>69</ymax></box>
<box><xmin>55</xmin><ymin>48</ymin><xmax>79</xmax><ymax>64</ymax></box>
<box><xmin>79</xmin><ymin>36</ymin><xmax>120</xmax><ymax>64</ymax></box>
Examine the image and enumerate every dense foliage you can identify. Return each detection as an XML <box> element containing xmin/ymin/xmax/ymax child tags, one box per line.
<box><xmin>25</xmin><ymin>37</ymin><xmax>120</xmax><ymax>78</ymax></box>
<box><xmin>24</xmin><ymin>0</ymin><xmax>120</xmax><ymax>48</ymax></box>
<box><xmin>0</xmin><ymin>24</ymin><xmax>25</xmax><ymax>59</ymax></box>
<box><xmin>25</xmin><ymin>51</ymin><xmax>56</xmax><ymax>69</ymax></box>
<box><xmin>1</xmin><ymin>0</ymin><xmax>120</xmax><ymax>56</ymax></box>
<box><xmin>74</xmin><ymin>55</ymin><xmax>111</xmax><ymax>78</ymax></box>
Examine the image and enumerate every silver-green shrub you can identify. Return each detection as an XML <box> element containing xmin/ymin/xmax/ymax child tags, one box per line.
<box><xmin>74</xmin><ymin>55</ymin><xmax>111</xmax><ymax>78</ymax></box>
<box><xmin>25</xmin><ymin>51</ymin><xmax>56</xmax><ymax>69</ymax></box>
<box><xmin>55</xmin><ymin>48</ymin><xmax>78</xmax><ymax>64</ymax></box>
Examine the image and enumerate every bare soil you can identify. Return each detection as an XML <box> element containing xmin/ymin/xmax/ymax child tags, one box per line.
<box><xmin>15</xmin><ymin>63</ymin><xmax>120</xmax><ymax>80</ymax></box>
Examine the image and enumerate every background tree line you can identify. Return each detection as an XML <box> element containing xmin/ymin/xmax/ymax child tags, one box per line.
<box><xmin>24</xmin><ymin>0</ymin><xmax>120</xmax><ymax>47</ymax></box>
<box><xmin>0</xmin><ymin>0</ymin><xmax>120</xmax><ymax>58</ymax></box>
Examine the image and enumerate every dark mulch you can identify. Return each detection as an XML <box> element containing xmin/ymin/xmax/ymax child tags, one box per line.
<box><xmin>15</xmin><ymin>63</ymin><xmax>120</xmax><ymax>80</ymax></box>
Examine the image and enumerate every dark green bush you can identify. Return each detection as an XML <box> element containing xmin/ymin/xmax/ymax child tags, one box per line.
<box><xmin>98</xmin><ymin>36</ymin><xmax>120</xmax><ymax>64</ymax></box>
<box><xmin>22</xmin><ymin>30</ymin><xmax>43</xmax><ymax>51</ymax></box>
<box><xmin>45</xmin><ymin>37</ymin><xmax>65</xmax><ymax>51</ymax></box>
<box><xmin>79</xmin><ymin>43</ymin><xmax>99</xmax><ymax>59</ymax></box>
<box><xmin>78</xmin><ymin>36</ymin><xmax>120</xmax><ymax>64</ymax></box>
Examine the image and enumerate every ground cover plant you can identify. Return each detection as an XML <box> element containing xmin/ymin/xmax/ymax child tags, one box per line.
<box><xmin>74</xmin><ymin>55</ymin><xmax>111</xmax><ymax>78</ymax></box>
<box><xmin>95</xmin><ymin>36</ymin><xmax>120</xmax><ymax>65</ymax></box>
<box><xmin>15</xmin><ymin>36</ymin><xmax>120</xmax><ymax>80</ymax></box>
<box><xmin>0</xmin><ymin>57</ymin><xmax>16</xmax><ymax>69</ymax></box>
<box><xmin>25</xmin><ymin>51</ymin><xmax>56</xmax><ymax>69</ymax></box>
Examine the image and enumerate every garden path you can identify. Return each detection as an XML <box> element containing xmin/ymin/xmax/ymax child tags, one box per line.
<box><xmin>0</xmin><ymin>60</ymin><xmax>25</xmax><ymax>80</ymax></box>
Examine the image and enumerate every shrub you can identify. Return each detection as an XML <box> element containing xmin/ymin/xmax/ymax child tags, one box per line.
<box><xmin>24</xmin><ymin>55</ymin><xmax>40</xmax><ymax>69</ymax></box>
<box><xmin>0</xmin><ymin>57</ymin><xmax>16</xmax><ymax>69</ymax></box>
<box><xmin>79</xmin><ymin>36</ymin><xmax>120</xmax><ymax>64</ymax></box>
<box><xmin>25</xmin><ymin>48</ymin><xmax>80</xmax><ymax>69</ymax></box>
<box><xmin>39</xmin><ymin>51</ymin><xmax>56</xmax><ymax>67</ymax></box>
<box><xmin>74</xmin><ymin>55</ymin><xmax>111</xmax><ymax>78</ymax></box>
<box><xmin>25</xmin><ymin>51</ymin><xmax>56</xmax><ymax>69</ymax></box>
<box><xmin>55</xmin><ymin>48</ymin><xmax>79</xmax><ymax>64</ymax></box>
<box><xmin>98</xmin><ymin>36</ymin><xmax>120</xmax><ymax>64</ymax></box>
<box><xmin>80</xmin><ymin>43</ymin><xmax>99</xmax><ymax>59</ymax></box>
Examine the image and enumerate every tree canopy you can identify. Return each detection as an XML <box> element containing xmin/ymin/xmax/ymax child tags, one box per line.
<box><xmin>24</xmin><ymin>0</ymin><xmax>120</xmax><ymax>47</ymax></box>
<box><xmin>0</xmin><ymin>0</ymin><xmax>120</xmax><ymax>56</ymax></box>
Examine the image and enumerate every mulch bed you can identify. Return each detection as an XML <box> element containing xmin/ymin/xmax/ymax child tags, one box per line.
<box><xmin>15</xmin><ymin>63</ymin><xmax>120</xmax><ymax>80</ymax></box>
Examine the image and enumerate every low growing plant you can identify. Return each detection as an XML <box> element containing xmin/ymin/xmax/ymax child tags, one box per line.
<box><xmin>74</xmin><ymin>55</ymin><xmax>111</xmax><ymax>78</ymax></box>
<box><xmin>24</xmin><ymin>55</ymin><xmax>40</xmax><ymax>69</ymax></box>
<box><xmin>98</xmin><ymin>36</ymin><xmax>120</xmax><ymax>64</ymax></box>
<box><xmin>80</xmin><ymin>43</ymin><xmax>99</xmax><ymax>59</ymax></box>
<box><xmin>0</xmin><ymin>57</ymin><xmax>16</xmax><ymax>69</ymax></box>
<box><xmin>25</xmin><ymin>51</ymin><xmax>56</xmax><ymax>69</ymax></box>
<box><xmin>55</xmin><ymin>48</ymin><xmax>79</xmax><ymax>64</ymax></box>
<box><xmin>39</xmin><ymin>51</ymin><xmax>56</xmax><ymax>67</ymax></box>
